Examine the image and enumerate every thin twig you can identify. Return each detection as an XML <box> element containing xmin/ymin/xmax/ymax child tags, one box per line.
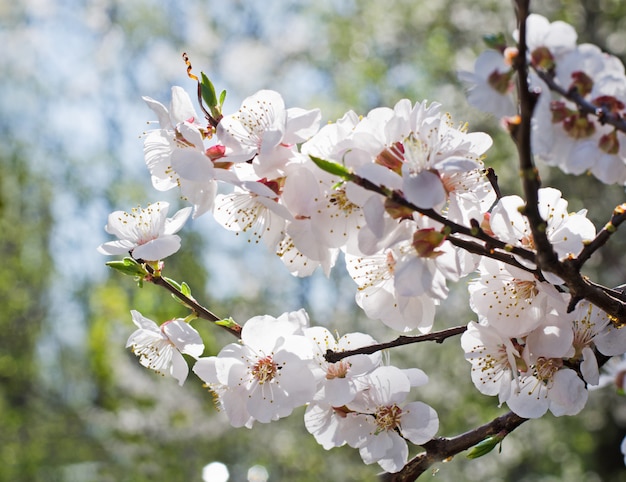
<box><xmin>379</xmin><ymin>411</ymin><xmax>528</xmax><ymax>481</ymax></box>
<box><xmin>324</xmin><ymin>325</ymin><xmax>467</xmax><ymax>363</ymax></box>
<box><xmin>571</xmin><ymin>203</ymin><xmax>626</xmax><ymax>269</ymax></box>
<box><xmin>352</xmin><ymin>174</ymin><xmax>537</xmax><ymax>262</ymax></box>
<box><xmin>143</xmin><ymin>263</ymin><xmax>242</xmax><ymax>337</ymax></box>
<box><xmin>485</xmin><ymin>167</ymin><xmax>503</xmax><ymax>200</ymax></box>
<box><xmin>534</xmin><ymin>68</ymin><xmax>626</xmax><ymax>134</ymax></box>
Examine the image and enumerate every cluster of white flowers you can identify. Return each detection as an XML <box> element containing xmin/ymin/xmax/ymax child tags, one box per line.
<box><xmin>98</xmin><ymin>11</ymin><xmax>626</xmax><ymax>475</ymax></box>
<box><xmin>461</xmin><ymin>13</ymin><xmax>626</xmax><ymax>184</ymax></box>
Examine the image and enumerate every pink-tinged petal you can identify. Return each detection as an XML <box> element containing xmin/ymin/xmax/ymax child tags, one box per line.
<box><xmin>506</xmin><ymin>376</ymin><xmax>550</xmax><ymax>418</ymax></box>
<box><xmin>580</xmin><ymin>346</ymin><xmax>599</xmax><ymax>386</ymax></box>
<box><xmin>287</xmin><ymin>218</ymin><xmax>334</xmax><ymax>262</ymax></box>
<box><xmin>402</xmin><ymin>170</ymin><xmax>446</xmax><ymax>209</ymax></box>
<box><xmin>322</xmin><ymin>378</ymin><xmax>357</xmax><ymax>407</ymax></box>
<box><xmin>436</xmin><ymin>156</ymin><xmax>481</xmax><ymax>172</ymax></box>
<box><xmin>284</xmin><ymin>107</ymin><xmax>322</xmax><ymax>144</ymax></box>
<box><xmin>171</xmin><ymin>148</ymin><xmax>215</xmax><ymax>181</ymax></box>
<box><xmin>125</xmin><ymin>327</ymin><xmax>163</xmax><ymax>352</ymax></box>
<box><xmin>357</xmin><ymin>163</ymin><xmax>403</xmax><ymax>190</ymax></box>
<box><xmin>526</xmin><ymin>322</ymin><xmax>574</xmax><ymax>359</ymax></box>
<box><xmin>259</xmin><ymin>128</ymin><xmax>285</xmax><ymax>155</ymax></box>
<box><xmin>548</xmin><ymin>369</ymin><xmax>588</xmax><ymax>416</ymax></box>
<box><xmin>221</xmin><ymin>387</ymin><xmax>254</xmax><ymax>428</ymax></box>
<box><xmin>393</xmin><ymin>257</ymin><xmax>427</xmax><ymax>298</ymax></box>
<box><xmin>177</xmin><ymin>121</ymin><xmax>204</xmax><ymax>148</ymax></box>
<box><xmin>366</xmin><ymin>366</ymin><xmax>411</xmax><ymax>407</ymax></box>
<box><xmin>132</xmin><ymin>235</ymin><xmax>181</xmax><ymax>261</ymax></box>
<box><xmin>241</xmin><ymin>180</ymin><xmax>280</xmax><ymax>198</ymax></box>
<box><xmin>169</xmin><ymin>350</ymin><xmax>190</xmax><ymax>385</ymax></box>
<box><xmin>595</xmin><ymin>323</ymin><xmax>626</xmax><ymax>356</ymax></box>
<box><xmin>192</xmin><ymin>357</ymin><xmax>220</xmax><ymax>385</ymax></box>
<box><xmin>466</xmin><ymin>131</ymin><xmax>493</xmax><ymax>154</ymax></box>
<box><xmin>142</xmin><ymin>96</ymin><xmax>171</xmax><ymax>129</ymax></box>
<box><xmin>169</xmin><ymin>86</ymin><xmax>199</xmax><ymax>125</ymax></box>
<box><xmin>489</xmin><ymin>195</ymin><xmax>527</xmax><ymax>240</ymax></box>
<box><xmin>304</xmin><ymin>403</ymin><xmax>347</xmax><ymax>450</ymax></box>
<box><xmin>399</xmin><ymin>401</ymin><xmax>439</xmax><ymax>444</ymax></box>
<box><xmin>246</xmin><ymin>384</ymin><xmax>291</xmax><ymax>423</ymax></box>
<box><xmin>129</xmin><ymin>310</ymin><xmax>160</xmax><ymax>332</ymax></box>
<box><xmin>143</xmin><ymin>131</ymin><xmax>179</xmax><ymax>191</ymax></box>
<box><xmin>241</xmin><ymin>316</ymin><xmax>294</xmax><ymax>353</ymax></box>
<box><xmin>162</xmin><ymin>320</ymin><xmax>204</xmax><ymax>358</ymax></box>
<box><xmin>377</xmin><ymin>432</ymin><xmax>409</xmax><ymax>473</ymax></box>
<box><xmin>401</xmin><ymin>368</ymin><xmax>429</xmax><ymax>388</ymax></box>
<box><xmin>359</xmin><ymin>429</ymin><xmax>394</xmax><ymax>463</ymax></box>
<box><xmin>281</xmin><ymin>166</ymin><xmax>319</xmax><ymax>216</ymax></box>
<box><xmin>164</xmin><ymin>207</ymin><xmax>192</xmax><ymax>235</ymax></box>
<box><xmin>97</xmin><ymin>239</ymin><xmax>135</xmax><ymax>255</ymax></box>
<box><xmin>216</xmin><ymin>118</ymin><xmax>258</xmax><ymax>160</ymax></box>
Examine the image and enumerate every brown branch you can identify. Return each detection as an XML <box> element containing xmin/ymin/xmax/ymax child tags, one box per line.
<box><xmin>485</xmin><ymin>167</ymin><xmax>503</xmax><ymax>200</ymax></box>
<box><xmin>380</xmin><ymin>411</ymin><xmax>528</xmax><ymax>481</ymax></box>
<box><xmin>143</xmin><ymin>262</ymin><xmax>242</xmax><ymax>338</ymax></box>
<box><xmin>512</xmin><ymin>0</ymin><xmax>559</xmax><ymax>273</ymax></box>
<box><xmin>324</xmin><ymin>325</ymin><xmax>467</xmax><ymax>363</ymax></box>
<box><xmin>446</xmin><ymin>235</ymin><xmax>540</xmax><ymax>277</ymax></box>
<box><xmin>351</xmin><ymin>174</ymin><xmax>536</xmax><ymax>263</ymax></box>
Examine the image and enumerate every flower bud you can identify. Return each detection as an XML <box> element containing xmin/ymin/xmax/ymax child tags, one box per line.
<box><xmin>412</xmin><ymin>228</ymin><xmax>446</xmax><ymax>258</ymax></box>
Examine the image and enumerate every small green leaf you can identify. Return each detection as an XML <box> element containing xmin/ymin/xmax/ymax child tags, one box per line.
<box><xmin>215</xmin><ymin>317</ymin><xmax>238</xmax><ymax>329</ymax></box>
<box><xmin>180</xmin><ymin>281</ymin><xmax>192</xmax><ymax>297</ymax></box>
<box><xmin>162</xmin><ymin>276</ymin><xmax>182</xmax><ymax>291</ymax></box>
<box><xmin>219</xmin><ymin>89</ymin><xmax>227</xmax><ymax>106</ymax></box>
<box><xmin>309</xmin><ymin>155</ymin><xmax>354</xmax><ymax>180</ymax></box>
<box><xmin>466</xmin><ymin>433</ymin><xmax>505</xmax><ymax>459</ymax></box>
<box><xmin>200</xmin><ymin>72</ymin><xmax>218</xmax><ymax>108</ymax></box>
<box><xmin>106</xmin><ymin>258</ymin><xmax>148</xmax><ymax>278</ymax></box>
<box><xmin>483</xmin><ymin>33</ymin><xmax>507</xmax><ymax>51</ymax></box>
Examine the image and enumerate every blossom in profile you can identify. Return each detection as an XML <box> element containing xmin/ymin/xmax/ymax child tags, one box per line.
<box><xmin>98</xmin><ymin>201</ymin><xmax>192</xmax><ymax>261</ymax></box>
<box><xmin>143</xmin><ymin>86</ymin><xmax>226</xmax><ymax>217</ymax></box>
<box><xmin>126</xmin><ymin>310</ymin><xmax>204</xmax><ymax>386</ymax></box>
<box><xmin>458</xmin><ymin>50</ymin><xmax>517</xmax><ymax>118</ymax></box>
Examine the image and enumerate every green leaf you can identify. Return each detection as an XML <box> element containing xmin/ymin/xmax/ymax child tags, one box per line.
<box><xmin>215</xmin><ymin>317</ymin><xmax>238</xmax><ymax>329</ymax></box>
<box><xmin>466</xmin><ymin>433</ymin><xmax>505</xmax><ymax>459</ymax></box>
<box><xmin>309</xmin><ymin>155</ymin><xmax>354</xmax><ymax>180</ymax></box>
<box><xmin>162</xmin><ymin>276</ymin><xmax>182</xmax><ymax>291</ymax></box>
<box><xmin>200</xmin><ymin>72</ymin><xmax>218</xmax><ymax>108</ymax></box>
<box><xmin>180</xmin><ymin>281</ymin><xmax>192</xmax><ymax>297</ymax></box>
<box><xmin>106</xmin><ymin>257</ymin><xmax>148</xmax><ymax>278</ymax></box>
<box><xmin>219</xmin><ymin>89</ymin><xmax>227</xmax><ymax>106</ymax></box>
<box><xmin>483</xmin><ymin>33</ymin><xmax>507</xmax><ymax>51</ymax></box>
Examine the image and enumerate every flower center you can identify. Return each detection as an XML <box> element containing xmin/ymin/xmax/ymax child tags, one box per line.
<box><xmin>534</xmin><ymin>356</ymin><xmax>562</xmax><ymax>383</ymax></box>
<box><xmin>512</xmin><ymin>279</ymin><xmax>538</xmax><ymax>300</ymax></box>
<box><xmin>328</xmin><ymin>187</ymin><xmax>358</xmax><ymax>214</ymax></box>
<box><xmin>251</xmin><ymin>355</ymin><xmax>278</xmax><ymax>384</ymax></box>
<box><xmin>375</xmin><ymin>404</ymin><xmax>403</xmax><ymax>432</ymax></box>
<box><xmin>326</xmin><ymin>360</ymin><xmax>350</xmax><ymax>379</ymax></box>
<box><xmin>402</xmin><ymin>133</ymin><xmax>431</xmax><ymax>174</ymax></box>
